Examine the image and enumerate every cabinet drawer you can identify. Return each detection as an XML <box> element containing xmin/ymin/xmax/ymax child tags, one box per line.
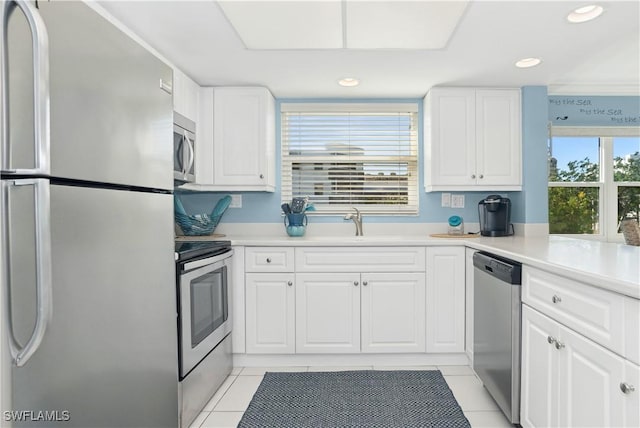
<box><xmin>245</xmin><ymin>247</ymin><xmax>294</xmax><ymax>272</ymax></box>
<box><xmin>295</xmin><ymin>247</ymin><xmax>426</xmax><ymax>272</ymax></box>
<box><xmin>523</xmin><ymin>266</ymin><xmax>626</xmax><ymax>356</ymax></box>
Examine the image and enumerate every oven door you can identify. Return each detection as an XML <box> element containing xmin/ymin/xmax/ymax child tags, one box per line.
<box><xmin>173</xmin><ymin>124</ymin><xmax>195</xmax><ymax>183</ymax></box>
<box><xmin>179</xmin><ymin>250</ymin><xmax>232</xmax><ymax>378</ymax></box>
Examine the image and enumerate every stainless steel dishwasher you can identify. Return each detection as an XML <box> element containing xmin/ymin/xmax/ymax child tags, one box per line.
<box><xmin>473</xmin><ymin>251</ymin><xmax>522</xmax><ymax>424</ymax></box>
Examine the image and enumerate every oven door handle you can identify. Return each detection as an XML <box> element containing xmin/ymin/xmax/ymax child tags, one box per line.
<box><xmin>183</xmin><ymin>250</ymin><xmax>233</xmax><ymax>271</ymax></box>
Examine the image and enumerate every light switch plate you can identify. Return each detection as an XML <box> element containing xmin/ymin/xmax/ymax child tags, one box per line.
<box><xmin>451</xmin><ymin>194</ymin><xmax>465</xmax><ymax>208</ymax></box>
<box><xmin>229</xmin><ymin>194</ymin><xmax>242</xmax><ymax>208</ymax></box>
<box><xmin>441</xmin><ymin>193</ymin><xmax>451</xmax><ymax>207</ymax></box>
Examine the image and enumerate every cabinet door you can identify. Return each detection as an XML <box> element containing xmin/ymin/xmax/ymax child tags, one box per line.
<box><xmin>173</xmin><ymin>68</ymin><xmax>199</xmax><ymax>122</ymax></box>
<box><xmin>475</xmin><ymin>89</ymin><xmax>521</xmax><ymax>187</ymax></box>
<box><xmin>361</xmin><ymin>272</ymin><xmax>426</xmax><ymax>353</ymax></box>
<box><xmin>425</xmin><ymin>247</ymin><xmax>465</xmax><ymax>352</ymax></box>
<box><xmin>521</xmin><ymin>305</ymin><xmax>559</xmax><ymax>428</ymax></box>
<box><xmin>245</xmin><ymin>273</ymin><xmax>295</xmax><ymax>354</ymax></box>
<box><xmin>464</xmin><ymin>248</ymin><xmax>475</xmax><ymax>363</ymax></box>
<box><xmin>425</xmin><ymin>88</ymin><xmax>476</xmax><ymax>189</ymax></box>
<box><xmin>295</xmin><ymin>273</ymin><xmax>360</xmax><ymax>353</ymax></box>
<box><xmin>556</xmin><ymin>324</ymin><xmax>625</xmax><ymax>428</ymax></box>
<box><xmin>212</xmin><ymin>87</ymin><xmax>275</xmax><ymax>190</ymax></box>
<box><xmin>624</xmin><ymin>361</ymin><xmax>639</xmax><ymax>428</ymax></box>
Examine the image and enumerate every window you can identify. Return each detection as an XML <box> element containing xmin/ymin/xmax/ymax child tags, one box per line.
<box><xmin>548</xmin><ymin>127</ymin><xmax>640</xmax><ymax>240</ymax></box>
<box><xmin>281</xmin><ymin>103</ymin><xmax>419</xmax><ymax>214</ymax></box>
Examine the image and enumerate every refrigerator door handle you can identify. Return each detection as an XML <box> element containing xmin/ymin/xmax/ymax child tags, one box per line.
<box><xmin>2</xmin><ymin>178</ymin><xmax>53</xmax><ymax>367</ymax></box>
<box><xmin>1</xmin><ymin>0</ymin><xmax>50</xmax><ymax>175</ymax></box>
<box><xmin>184</xmin><ymin>130</ymin><xmax>194</xmax><ymax>177</ymax></box>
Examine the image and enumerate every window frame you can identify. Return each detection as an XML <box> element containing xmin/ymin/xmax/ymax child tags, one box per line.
<box><xmin>280</xmin><ymin>102</ymin><xmax>420</xmax><ymax>215</ymax></box>
<box><xmin>549</xmin><ymin>126</ymin><xmax>640</xmax><ymax>241</ymax></box>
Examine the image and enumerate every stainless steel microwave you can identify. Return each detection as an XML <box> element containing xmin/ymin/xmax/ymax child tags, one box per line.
<box><xmin>174</xmin><ymin>112</ymin><xmax>195</xmax><ymax>183</ymax></box>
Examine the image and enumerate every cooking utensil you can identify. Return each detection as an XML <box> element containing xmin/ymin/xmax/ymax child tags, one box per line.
<box><xmin>291</xmin><ymin>197</ymin><xmax>306</xmax><ymax>213</ymax></box>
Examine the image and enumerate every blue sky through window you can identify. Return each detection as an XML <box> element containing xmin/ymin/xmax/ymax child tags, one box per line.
<box><xmin>550</xmin><ymin>136</ymin><xmax>640</xmax><ymax>172</ymax></box>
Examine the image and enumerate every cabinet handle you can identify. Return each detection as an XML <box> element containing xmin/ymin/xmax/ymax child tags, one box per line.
<box><xmin>353</xmin><ymin>281</ymin><xmax>359</xmax><ymax>286</ymax></box>
<box><xmin>554</xmin><ymin>340</ymin><xmax>565</xmax><ymax>350</ymax></box>
<box><xmin>287</xmin><ymin>281</ymin><xmax>293</xmax><ymax>287</ymax></box>
<box><xmin>362</xmin><ymin>281</ymin><xmax>368</xmax><ymax>286</ymax></box>
<box><xmin>552</xmin><ymin>295</ymin><xmax>562</xmax><ymax>304</ymax></box>
<box><xmin>259</xmin><ymin>174</ymin><xmax>264</xmax><ymax>179</ymax></box>
<box><xmin>620</xmin><ymin>383</ymin><xmax>636</xmax><ymax>394</ymax></box>
<box><xmin>266</xmin><ymin>258</ymin><xmax>271</xmax><ymax>263</ymax></box>
<box><xmin>471</xmin><ymin>174</ymin><xmax>476</xmax><ymax>179</ymax></box>
<box><xmin>547</xmin><ymin>336</ymin><xmax>556</xmax><ymax>345</ymax></box>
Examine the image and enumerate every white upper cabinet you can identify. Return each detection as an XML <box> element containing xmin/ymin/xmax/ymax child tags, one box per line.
<box><xmin>423</xmin><ymin>87</ymin><xmax>522</xmax><ymax>192</ymax></box>
<box><xmin>190</xmin><ymin>87</ymin><xmax>276</xmax><ymax>191</ymax></box>
<box><xmin>172</xmin><ymin>68</ymin><xmax>199</xmax><ymax>122</ymax></box>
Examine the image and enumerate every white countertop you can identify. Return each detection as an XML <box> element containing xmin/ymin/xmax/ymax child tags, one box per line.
<box><xmin>213</xmin><ymin>234</ymin><xmax>639</xmax><ymax>299</ymax></box>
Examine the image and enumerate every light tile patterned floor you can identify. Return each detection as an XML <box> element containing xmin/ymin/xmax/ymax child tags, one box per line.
<box><xmin>190</xmin><ymin>365</ymin><xmax>513</xmax><ymax>428</ymax></box>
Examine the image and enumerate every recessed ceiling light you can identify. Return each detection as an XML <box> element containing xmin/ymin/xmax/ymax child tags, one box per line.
<box><xmin>515</xmin><ymin>58</ymin><xmax>542</xmax><ymax>68</ymax></box>
<box><xmin>567</xmin><ymin>5</ymin><xmax>604</xmax><ymax>23</ymax></box>
<box><xmin>338</xmin><ymin>77</ymin><xmax>360</xmax><ymax>87</ymax></box>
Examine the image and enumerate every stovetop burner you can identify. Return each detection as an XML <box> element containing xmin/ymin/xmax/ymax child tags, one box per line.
<box><xmin>175</xmin><ymin>240</ymin><xmax>231</xmax><ymax>262</ymax></box>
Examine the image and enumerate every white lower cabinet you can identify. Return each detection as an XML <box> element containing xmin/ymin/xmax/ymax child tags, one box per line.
<box><xmin>426</xmin><ymin>247</ymin><xmax>465</xmax><ymax>353</ymax></box>
<box><xmin>464</xmin><ymin>247</ymin><xmax>476</xmax><ymax>363</ymax></box>
<box><xmin>295</xmin><ymin>273</ymin><xmax>361</xmax><ymax>354</ymax></box>
<box><xmin>245</xmin><ymin>273</ymin><xmax>295</xmax><ymax>354</ymax></box>
<box><xmin>295</xmin><ymin>272</ymin><xmax>426</xmax><ymax>354</ymax></box>
<box><xmin>522</xmin><ymin>304</ymin><xmax>637</xmax><ymax>428</ymax></box>
<box><xmin>361</xmin><ymin>273</ymin><xmax>426</xmax><ymax>353</ymax></box>
<box><xmin>625</xmin><ymin>361</ymin><xmax>640</xmax><ymax>427</ymax></box>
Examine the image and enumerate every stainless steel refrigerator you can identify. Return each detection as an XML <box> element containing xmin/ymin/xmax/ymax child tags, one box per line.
<box><xmin>1</xmin><ymin>1</ymin><xmax>179</xmax><ymax>426</ymax></box>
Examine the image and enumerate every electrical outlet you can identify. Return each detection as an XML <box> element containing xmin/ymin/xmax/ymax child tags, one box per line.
<box><xmin>451</xmin><ymin>194</ymin><xmax>465</xmax><ymax>208</ymax></box>
<box><xmin>441</xmin><ymin>193</ymin><xmax>451</xmax><ymax>207</ymax></box>
<box><xmin>229</xmin><ymin>194</ymin><xmax>242</xmax><ymax>208</ymax></box>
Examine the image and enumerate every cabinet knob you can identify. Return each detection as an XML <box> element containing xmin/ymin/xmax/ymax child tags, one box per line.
<box><xmin>554</xmin><ymin>340</ymin><xmax>565</xmax><ymax>350</ymax></box>
<box><xmin>362</xmin><ymin>281</ymin><xmax>368</xmax><ymax>286</ymax></box>
<box><xmin>547</xmin><ymin>336</ymin><xmax>556</xmax><ymax>345</ymax></box>
<box><xmin>354</xmin><ymin>281</ymin><xmax>359</xmax><ymax>286</ymax></box>
<box><xmin>266</xmin><ymin>258</ymin><xmax>271</xmax><ymax>263</ymax></box>
<box><xmin>287</xmin><ymin>281</ymin><xmax>293</xmax><ymax>287</ymax></box>
<box><xmin>552</xmin><ymin>295</ymin><xmax>562</xmax><ymax>304</ymax></box>
<box><xmin>620</xmin><ymin>383</ymin><xmax>636</xmax><ymax>394</ymax></box>
<box><xmin>259</xmin><ymin>174</ymin><xmax>264</xmax><ymax>179</ymax></box>
<box><xmin>471</xmin><ymin>174</ymin><xmax>476</xmax><ymax>179</ymax></box>
<box><xmin>479</xmin><ymin>174</ymin><xmax>484</xmax><ymax>179</ymax></box>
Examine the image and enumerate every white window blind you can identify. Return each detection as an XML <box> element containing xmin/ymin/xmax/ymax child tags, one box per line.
<box><xmin>281</xmin><ymin>103</ymin><xmax>419</xmax><ymax>214</ymax></box>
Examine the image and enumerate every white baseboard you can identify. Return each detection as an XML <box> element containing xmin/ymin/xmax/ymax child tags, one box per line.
<box><xmin>233</xmin><ymin>353</ymin><xmax>470</xmax><ymax>368</ymax></box>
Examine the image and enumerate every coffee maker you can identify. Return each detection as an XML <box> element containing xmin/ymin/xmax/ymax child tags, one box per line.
<box><xmin>478</xmin><ymin>195</ymin><xmax>514</xmax><ymax>237</ymax></box>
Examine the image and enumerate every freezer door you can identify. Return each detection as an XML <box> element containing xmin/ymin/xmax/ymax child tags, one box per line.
<box><xmin>7</xmin><ymin>184</ymin><xmax>178</xmax><ymax>427</ymax></box>
<box><xmin>1</xmin><ymin>179</ymin><xmax>52</xmax><ymax>369</ymax></box>
<box><xmin>4</xmin><ymin>1</ymin><xmax>173</xmax><ymax>189</ymax></box>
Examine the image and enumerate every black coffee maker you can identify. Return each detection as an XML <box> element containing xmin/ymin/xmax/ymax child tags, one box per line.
<box><xmin>478</xmin><ymin>195</ymin><xmax>514</xmax><ymax>237</ymax></box>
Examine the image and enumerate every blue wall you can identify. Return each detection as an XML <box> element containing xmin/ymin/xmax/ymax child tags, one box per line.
<box><xmin>178</xmin><ymin>97</ymin><xmax>508</xmax><ymax>225</ymax></box>
<box><xmin>510</xmin><ymin>86</ymin><xmax>549</xmax><ymax>224</ymax></box>
<box><xmin>549</xmin><ymin>95</ymin><xmax>640</xmax><ymax>126</ymax></box>
<box><xmin>182</xmin><ymin>89</ymin><xmax>639</xmax><ymax>226</ymax></box>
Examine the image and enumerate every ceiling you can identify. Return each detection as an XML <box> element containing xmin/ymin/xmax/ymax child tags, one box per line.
<box><xmin>98</xmin><ymin>0</ymin><xmax>640</xmax><ymax>98</ymax></box>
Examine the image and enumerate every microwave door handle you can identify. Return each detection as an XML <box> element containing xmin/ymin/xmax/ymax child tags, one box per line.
<box><xmin>2</xmin><ymin>179</ymin><xmax>53</xmax><ymax>367</ymax></box>
<box><xmin>184</xmin><ymin>131</ymin><xmax>194</xmax><ymax>177</ymax></box>
<box><xmin>1</xmin><ymin>0</ymin><xmax>50</xmax><ymax>175</ymax></box>
<box><xmin>176</xmin><ymin>137</ymin><xmax>185</xmax><ymax>175</ymax></box>
<box><xmin>181</xmin><ymin>133</ymin><xmax>189</xmax><ymax>177</ymax></box>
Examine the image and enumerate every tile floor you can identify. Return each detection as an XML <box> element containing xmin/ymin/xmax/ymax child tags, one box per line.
<box><xmin>189</xmin><ymin>365</ymin><xmax>513</xmax><ymax>428</ymax></box>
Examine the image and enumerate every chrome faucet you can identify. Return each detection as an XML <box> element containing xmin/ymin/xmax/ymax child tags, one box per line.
<box><xmin>344</xmin><ymin>207</ymin><xmax>363</xmax><ymax>236</ymax></box>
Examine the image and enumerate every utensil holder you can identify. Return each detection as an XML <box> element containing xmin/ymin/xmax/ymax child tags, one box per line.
<box><xmin>284</xmin><ymin>213</ymin><xmax>307</xmax><ymax>237</ymax></box>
